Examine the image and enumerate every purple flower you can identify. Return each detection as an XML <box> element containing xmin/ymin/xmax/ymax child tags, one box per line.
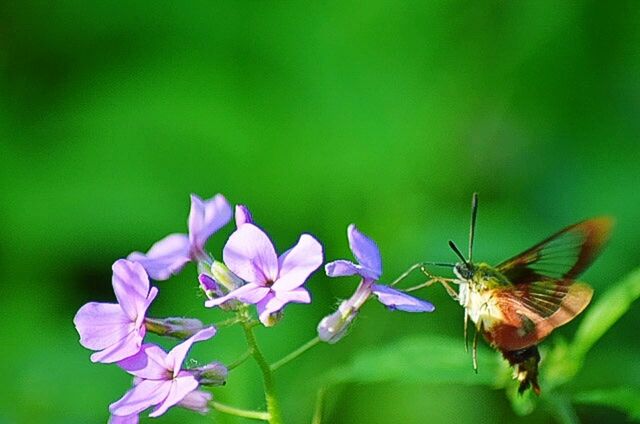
<box><xmin>128</xmin><ymin>194</ymin><xmax>232</xmax><ymax>280</ymax></box>
<box><xmin>74</xmin><ymin>259</ymin><xmax>158</xmax><ymax>363</ymax></box>
<box><xmin>109</xmin><ymin>327</ymin><xmax>216</xmax><ymax>420</ymax></box>
<box><xmin>318</xmin><ymin>224</ymin><xmax>434</xmax><ymax>343</ymax></box>
<box><xmin>205</xmin><ymin>223</ymin><xmax>323</xmax><ymax>326</ymax></box>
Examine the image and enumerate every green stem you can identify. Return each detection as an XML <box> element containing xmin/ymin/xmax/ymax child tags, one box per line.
<box><xmin>242</xmin><ymin>322</ymin><xmax>283</xmax><ymax>424</ymax></box>
<box><xmin>311</xmin><ymin>386</ymin><xmax>327</xmax><ymax>424</ymax></box>
<box><xmin>227</xmin><ymin>349</ymin><xmax>252</xmax><ymax>371</ymax></box>
<box><xmin>212</xmin><ymin>401</ymin><xmax>271</xmax><ymax>421</ymax></box>
<box><xmin>270</xmin><ymin>337</ymin><xmax>321</xmax><ymax>371</ymax></box>
<box><xmin>213</xmin><ymin>316</ymin><xmax>242</xmax><ymax>328</ymax></box>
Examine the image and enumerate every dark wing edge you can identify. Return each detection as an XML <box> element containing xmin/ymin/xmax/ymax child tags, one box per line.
<box><xmin>496</xmin><ymin>217</ymin><xmax>613</xmax><ymax>284</ymax></box>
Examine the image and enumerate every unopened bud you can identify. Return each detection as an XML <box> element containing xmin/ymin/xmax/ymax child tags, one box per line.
<box><xmin>144</xmin><ymin>317</ymin><xmax>205</xmax><ymax>340</ymax></box>
<box><xmin>317</xmin><ymin>301</ymin><xmax>358</xmax><ymax>344</ymax></box>
<box><xmin>210</xmin><ymin>260</ymin><xmax>244</xmax><ymax>291</ymax></box>
<box><xmin>198</xmin><ymin>274</ymin><xmax>224</xmax><ymax>300</ymax></box>
<box><xmin>177</xmin><ymin>390</ymin><xmax>212</xmax><ymax>414</ymax></box>
<box><xmin>193</xmin><ymin>362</ymin><xmax>228</xmax><ymax>386</ymax></box>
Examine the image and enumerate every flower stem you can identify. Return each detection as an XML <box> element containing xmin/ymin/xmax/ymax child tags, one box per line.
<box><xmin>227</xmin><ymin>349</ymin><xmax>252</xmax><ymax>371</ymax></box>
<box><xmin>311</xmin><ymin>386</ymin><xmax>327</xmax><ymax>424</ymax></box>
<box><xmin>270</xmin><ymin>337</ymin><xmax>321</xmax><ymax>371</ymax></box>
<box><xmin>242</xmin><ymin>322</ymin><xmax>284</xmax><ymax>424</ymax></box>
<box><xmin>211</xmin><ymin>400</ymin><xmax>271</xmax><ymax>421</ymax></box>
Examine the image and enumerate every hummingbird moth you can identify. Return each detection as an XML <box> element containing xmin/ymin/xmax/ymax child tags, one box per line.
<box><xmin>441</xmin><ymin>194</ymin><xmax>612</xmax><ymax>395</ymax></box>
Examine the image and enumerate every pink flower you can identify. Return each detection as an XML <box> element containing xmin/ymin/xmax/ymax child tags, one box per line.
<box><xmin>318</xmin><ymin>224</ymin><xmax>434</xmax><ymax>343</ymax></box>
<box><xmin>74</xmin><ymin>260</ymin><xmax>158</xmax><ymax>363</ymax></box>
<box><xmin>128</xmin><ymin>194</ymin><xmax>232</xmax><ymax>280</ymax></box>
<box><xmin>109</xmin><ymin>328</ymin><xmax>216</xmax><ymax>420</ymax></box>
<box><xmin>205</xmin><ymin>223</ymin><xmax>323</xmax><ymax>326</ymax></box>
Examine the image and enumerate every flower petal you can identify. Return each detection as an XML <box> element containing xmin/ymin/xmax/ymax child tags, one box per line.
<box><xmin>90</xmin><ymin>328</ymin><xmax>144</xmax><ymax>363</ymax></box>
<box><xmin>275</xmin><ymin>287</ymin><xmax>311</xmax><ymax>304</ymax></box>
<box><xmin>371</xmin><ymin>284</ymin><xmax>435</xmax><ymax>312</ymax></box>
<box><xmin>188</xmin><ymin>194</ymin><xmax>232</xmax><ymax>252</ymax></box>
<box><xmin>347</xmin><ymin>224</ymin><xmax>382</xmax><ymax>278</ymax></box>
<box><xmin>109</xmin><ymin>414</ymin><xmax>139</xmax><ymax>424</ymax></box>
<box><xmin>234</xmin><ymin>204</ymin><xmax>253</xmax><ymax>227</ymax></box>
<box><xmin>324</xmin><ymin>260</ymin><xmax>378</xmax><ymax>280</ymax></box>
<box><xmin>117</xmin><ymin>344</ymin><xmax>169</xmax><ymax>380</ymax></box>
<box><xmin>128</xmin><ymin>233</ymin><xmax>191</xmax><ymax>281</ymax></box>
<box><xmin>112</xmin><ymin>260</ymin><xmax>151</xmax><ymax>321</ymax></box>
<box><xmin>222</xmin><ymin>224</ymin><xmax>278</xmax><ymax>284</ymax></box>
<box><xmin>149</xmin><ymin>374</ymin><xmax>199</xmax><ymax>418</ymax></box>
<box><xmin>272</xmin><ymin>234</ymin><xmax>323</xmax><ymax>291</ymax></box>
<box><xmin>165</xmin><ymin>327</ymin><xmax>216</xmax><ymax>377</ymax></box>
<box><xmin>74</xmin><ymin>302</ymin><xmax>132</xmax><ymax>351</ymax></box>
<box><xmin>204</xmin><ymin>283</ymin><xmax>270</xmax><ymax>307</ymax></box>
<box><xmin>109</xmin><ymin>379</ymin><xmax>171</xmax><ymax>417</ymax></box>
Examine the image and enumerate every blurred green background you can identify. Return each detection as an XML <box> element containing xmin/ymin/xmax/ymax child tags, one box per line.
<box><xmin>1</xmin><ymin>1</ymin><xmax>639</xmax><ymax>423</ymax></box>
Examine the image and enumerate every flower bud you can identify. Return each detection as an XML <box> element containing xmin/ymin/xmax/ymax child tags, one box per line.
<box><xmin>198</xmin><ymin>274</ymin><xmax>224</xmax><ymax>299</ymax></box>
<box><xmin>210</xmin><ymin>260</ymin><xmax>244</xmax><ymax>291</ymax></box>
<box><xmin>193</xmin><ymin>361</ymin><xmax>228</xmax><ymax>387</ymax></box>
<box><xmin>177</xmin><ymin>390</ymin><xmax>212</xmax><ymax>414</ymax></box>
<box><xmin>262</xmin><ymin>310</ymin><xmax>284</xmax><ymax>327</ymax></box>
<box><xmin>317</xmin><ymin>301</ymin><xmax>358</xmax><ymax>344</ymax></box>
<box><xmin>144</xmin><ymin>317</ymin><xmax>205</xmax><ymax>340</ymax></box>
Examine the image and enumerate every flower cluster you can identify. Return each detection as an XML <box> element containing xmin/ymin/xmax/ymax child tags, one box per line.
<box><xmin>74</xmin><ymin>193</ymin><xmax>435</xmax><ymax>422</ymax></box>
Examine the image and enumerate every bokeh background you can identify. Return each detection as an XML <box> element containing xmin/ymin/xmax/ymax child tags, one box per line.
<box><xmin>1</xmin><ymin>2</ymin><xmax>639</xmax><ymax>423</ymax></box>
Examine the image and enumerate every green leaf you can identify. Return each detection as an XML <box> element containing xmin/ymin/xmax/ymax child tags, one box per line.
<box><xmin>573</xmin><ymin>387</ymin><xmax>640</xmax><ymax>421</ymax></box>
<box><xmin>325</xmin><ymin>334</ymin><xmax>506</xmax><ymax>386</ymax></box>
<box><xmin>570</xmin><ymin>267</ymin><xmax>640</xmax><ymax>362</ymax></box>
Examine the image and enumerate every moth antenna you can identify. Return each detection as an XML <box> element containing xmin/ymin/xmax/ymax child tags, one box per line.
<box><xmin>468</xmin><ymin>192</ymin><xmax>478</xmax><ymax>262</ymax></box>
<box><xmin>448</xmin><ymin>240</ymin><xmax>468</xmax><ymax>265</ymax></box>
<box><xmin>422</xmin><ymin>261</ymin><xmax>456</xmax><ymax>268</ymax></box>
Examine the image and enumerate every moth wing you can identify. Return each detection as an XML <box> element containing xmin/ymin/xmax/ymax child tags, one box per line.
<box><xmin>483</xmin><ymin>280</ymin><xmax>593</xmax><ymax>350</ymax></box>
<box><xmin>496</xmin><ymin>217</ymin><xmax>612</xmax><ymax>285</ymax></box>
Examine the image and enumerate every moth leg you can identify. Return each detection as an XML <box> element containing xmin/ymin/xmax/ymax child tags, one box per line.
<box><xmin>472</xmin><ymin>323</ymin><xmax>482</xmax><ymax>374</ymax></box>
<box><xmin>441</xmin><ymin>280</ymin><xmax>459</xmax><ymax>301</ymax></box>
<box><xmin>464</xmin><ymin>309</ymin><xmax>469</xmax><ymax>353</ymax></box>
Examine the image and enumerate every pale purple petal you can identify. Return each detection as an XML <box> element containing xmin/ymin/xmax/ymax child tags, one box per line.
<box><xmin>149</xmin><ymin>374</ymin><xmax>199</xmax><ymax>417</ymax></box>
<box><xmin>275</xmin><ymin>287</ymin><xmax>311</xmax><ymax>304</ymax></box>
<box><xmin>222</xmin><ymin>224</ymin><xmax>278</xmax><ymax>284</ymax></box>
<box><xmin>109</xmin><ymin>414</ymin><xmax>139</xmax><ymax>424</ymax></box>
<box><xmin>74</xmin><ymin>302</ymin><xmax>132</xmax><ymax>351</ymax></box>
<box><xmin>165</xmin><ymin>327</ymin><xmax>216</xmax><ymax>377</ymax></box>
<box><xmin>117</xmin><ymin>344</ymin><xmax>169</xmax><ymax>380</ymax></box>
<box><xmin>371</xmin><ymin>284</ymin><xmax>435</xmax><ymax>312</ymax></box>
<box><xmin>128</xmin><ymin>234</ymin><xmax>191</xmax><ymax>281</ymax></box>
<box><xmin>204</xmin><ymin>283</ymin><xmax>270</xmax><ymax>308</ymax></box>
<box><xmin>112</xmin><ymin>260</ymin><xmax>150</xmax><ymax>321</ymax></box>
<box><xmin>90</xmin><ymin>329</ymin><xmax>144</xmax><ymax>363</ymax></box>
<box><xmin>109</xmin><ymin>379</ymin><xmax>171</xmax><ymax>417</ymax></box>
<box><xmin>324</xmin><ymin>260</ymin><xmax>379</xmax><ymax>280</ymax></box>
<box><xmin>272</xmin><ymin>234</ymin><xmax>323</xmax><ymax>291</ymax></box>
<box><xmin>188</xmin><ymin>194</ymin><xmax>232</xmax><ymax>252</ymax></box>
<box><xmin>347</xmin><ymin>224</ymin><xmax>382</xmax><ymax>278</ymax></box>
<box><xmin>235</xmin><ymin>204</ymin><xmax>253</xmax><ymax>227</ymax></box>
<box><xmin>178</xmin><ymin>390</ymin><xmax>212</xmax><ymax>414</ymax></box>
